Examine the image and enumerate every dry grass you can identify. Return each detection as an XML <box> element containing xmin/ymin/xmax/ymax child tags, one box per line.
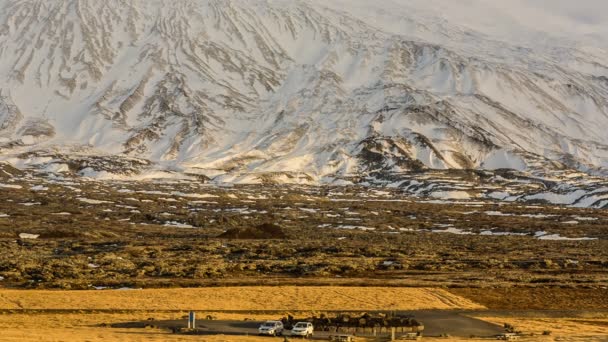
<box><xmin>0</xmin><ymin>286</ymin><xmax>484</xmax><ymax>311</ymax></box>
<box><xmin>450</xmin><ymin>287</ymin><xmax>608</xmax><ymax>310</ymax></box>
<box><xmin>0</xmin><ymin>286</ymin><xmax>484</xmax><ymax>341</ymax></box>
<box><xmin>474</xmin><ymin>316</ymin><xmax>608</xmax><ymax>342</ymax></box>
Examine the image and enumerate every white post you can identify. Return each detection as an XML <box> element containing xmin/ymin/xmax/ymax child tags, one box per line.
<box><xmin>391</xmin><ymin>327</ymin><xmax>396</xmax><ymax>341</ymax></box>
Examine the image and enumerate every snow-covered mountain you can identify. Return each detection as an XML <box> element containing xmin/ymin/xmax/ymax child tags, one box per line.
<box><xmin>0</xmin><ymin>0</ymin><xmax>607</xmax><ymax>186</ymax></box>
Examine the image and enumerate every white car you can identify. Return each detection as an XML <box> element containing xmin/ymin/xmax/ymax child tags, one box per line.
<box><xmin>258</xmin><ymin>320</ymin><xmax>284</xmax><ymax>336</ymax></box>
<box><xmin>291</xmin><ymin>322</ymin><xmax>314</xmax><ymax>338</ymax></box>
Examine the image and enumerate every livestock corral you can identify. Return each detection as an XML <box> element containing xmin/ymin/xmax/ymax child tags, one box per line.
<box><xmin>295</xmin><ymin>312</ymin><xmax>424</xmax><ymax>334</ymax></box>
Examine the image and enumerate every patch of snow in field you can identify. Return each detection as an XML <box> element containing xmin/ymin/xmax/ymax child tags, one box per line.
<box><xmin>44</xmin><ymin>163</ymin><xmax>70</xmax><ymax>173</ymax></box>
<box><xmin>88</xmin><ymin>263</ymin><xmax>100</xmax><ymax>268</ymax></box>
<box><xmin>115</xmin><ymin>205</ymin><xmax>137</xmax><ymax>209</ymax></box>
<box><xmin>520</xmin><ymin>213</ymin><xmax>556</xmax><ymax>218</ymax></box>
<box><xmin>173</xmin><ymin>192</ymin><xmax>219</xmax><ymax>199</ymax></box>
<box><xmin>562</xmin><ymin>220</ymin><xmax>579</xmax><ymax>224</ymax></box>
<box><xmin>430</xmin><ymin>190</ymin><xmax>471</xmax><ymax>200</ymax></box>
<box><xmin>484</xmin><ymin>211</ymin><xmax>555</xmax><ymax>219</ymax></box>
<box><xmin>336</xmin><ymin>225</ymin><xmax>375</xmax><ymax>231</ymax></box>
<box><xmin>0</xmin><ymin>183</ymin><xmax>22</xmax><ymax>189</ymax></box>
<box><xmin>159</xmin><ymin>198</ymin><xmax>178</xmax><ymax>202</ymax></box>
<box><xmin>20</xmin><ymin>202</ymin><xmax>41</xmax><ymax>206</ymax></box>
<box><xmin>225</xmin><ymin>207</ymin><xmax>252</xmax><ymax>214</ymax></box>
<box><xmin>189</xmin><ymin>200</ymin><xmax>218</xmax><ymax>204</ymax></box>
<box><xmin>299</xmin><ymin>208</ymin><xmax>318</xmax><ymax>213</ymax></box>
<box><xmin>484</xmin><ymin>211</ymin><xmax>510</xmax><ymax>216</ymax></box>
<box><xmin>535</xmin><ymin>231</ymin><xmax>596</xmax><ymax>241</ymax></box>
<box><xmin>369</xmin><ymin>199</ymin><xmax>412</xmax><ymax>203</ymax></box>
<box><xmin>19</xmin><ymin>233</ymin><xmax>39</xmax><ymax>239</ymax></box>
<box><xmin>486</xmin><ymin>191</ymin><xmax>510</xmax><ymax>200</ymax></box>
<box><xmin>78</xmin><ymin>198</ymin><xmax>112</xmax><ymax>204</ymax></box>
<box><xmin>30</xmin><ymin>185</ymin><xmax>48</xmax><ymax>191</ymax></box>
<box><xmin>52</xmin><ymin>212</ymin><xmax>72</xmax><ymax>216</ymax></box>
<box><xmin>247</xmin><ymin>195</ymin><xmax>268</xmax><ymax>200</ymax></box>
<box><xmin>479</xmin><ymin>230</ymin><xmax>526</xmax><ymax>236</ymax></box>
<box><xmin>163</xmin><ymin>221</ymin><xmax>194</xmax><ymax>228</ymax></box>
<box><xmin>137</xmin><ymin>190</ymin><xmax>167</xmax><ymax>195</ymax></box>
<box><xmin>431</xmin><ymin>227</ymin><xmax>473</xmax><ymax>235</ymax></box>
<box><xmin>572</xmin><ymin>216</ymin><xmax>598</xmax><ymax>221</ymax></box>
<box><xmin>525</xmin><ymin>190</ymin><xmax>587</xmax><ymax>205</ymax></box>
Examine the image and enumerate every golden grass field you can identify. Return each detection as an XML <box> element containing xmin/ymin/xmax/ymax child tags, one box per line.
<box><xmin>0</xmin><ymin>287</ymin><xmax>606</xmax><ymax>341</ymax></box>
<box><xmin>0</xmin><ymin>286</ymin><xmax>484</xmax><ymax>311</ymax></box>
<box><xmin>473</xmin><ymin>316</ymin><xmax>608</xmax><ymax>342</ymax></box>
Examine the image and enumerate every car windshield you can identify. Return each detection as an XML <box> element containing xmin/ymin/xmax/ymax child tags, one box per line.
<box><xmin>294</xmin><ymin>323</ymin><xmax>307</xmax><ymax>328</ymax></box>
<box><xmin>262</xmin><ymin>322</ymin><xmax>277</xmax><ymax>327</ymax></box>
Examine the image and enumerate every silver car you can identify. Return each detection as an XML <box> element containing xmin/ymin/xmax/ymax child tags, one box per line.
<box><xmin>258</xmin><ymin>320</ymin><xmax>284</xmax><ymax>336</ymax></box>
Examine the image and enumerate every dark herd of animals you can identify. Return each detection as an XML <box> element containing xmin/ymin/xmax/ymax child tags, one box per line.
<box><xmin>282</xmin><ymin>312</ymin><xmax>424</xmax><ymax>333</ymax></box>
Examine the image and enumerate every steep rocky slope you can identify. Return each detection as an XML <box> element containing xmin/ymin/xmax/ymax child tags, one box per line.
<box><xmin>0</xmin><ymin>0</ymin><xmax>607</xmax><ymax>197</ymax></box>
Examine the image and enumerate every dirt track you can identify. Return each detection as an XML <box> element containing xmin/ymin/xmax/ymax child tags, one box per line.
<box><xmin>112</xmin><ymin>310</ymin><xmax>504</xmax><ymax>338</ymax></box>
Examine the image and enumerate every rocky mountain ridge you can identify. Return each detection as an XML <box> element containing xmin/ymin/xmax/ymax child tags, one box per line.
<box><xmin>0</xmin><ymin>0</ymin><xmax>606</xmax><ymax>206</ymax></box>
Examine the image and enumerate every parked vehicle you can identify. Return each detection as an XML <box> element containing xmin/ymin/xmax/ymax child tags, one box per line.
<box><xmin>258</xmin><ymin>321</ymin><xmax>284</xmax><ymax>336</ymax></box>
<box><xmin>290</xmin><ymin>321</ymin><xmax>314</xmax><ymax>338</ymax></box>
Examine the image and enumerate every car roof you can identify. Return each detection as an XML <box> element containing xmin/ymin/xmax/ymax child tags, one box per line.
<box><xmin>264</xmin><ymin>320</ymin><xmax>282</xmax><ymax>323</ymax></box>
